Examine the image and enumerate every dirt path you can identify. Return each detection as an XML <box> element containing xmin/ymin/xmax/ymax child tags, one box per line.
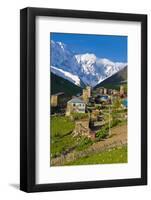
<box><xmin>91</xmin><ymin>124</ymin><xmax>127</xmax><ymax>150</ymax></box>
<box><xmin>51</xmin><ymin>124</ymin><xmax>127</xmax><ymax>166</ymax></box>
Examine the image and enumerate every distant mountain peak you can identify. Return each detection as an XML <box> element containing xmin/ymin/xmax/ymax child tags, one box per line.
<box><xmin>50</xmin><ymin>40</ymin><xmax>127</xmax><ymax>87</ymax></box>
<box><xmin>94</xmin><ymin>65</ymin><xmax>127</xmax><ymax>89</ymax></box>
<box><xmin>75</xmin><ymin>53</ymin><xmax>96</xmax><ymax>62</ymax></box>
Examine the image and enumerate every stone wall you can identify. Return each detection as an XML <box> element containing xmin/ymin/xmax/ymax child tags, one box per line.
<box><xmin>73</xmin><ymin>119</ymin><xmax>91</xmax><ymax>138</ymax></box>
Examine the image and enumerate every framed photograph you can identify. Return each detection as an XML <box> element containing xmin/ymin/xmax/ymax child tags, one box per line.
<box><xmin>20</xmin><ymin>7</ymin><xmax>147</xmax><ymax>192</ymax></box>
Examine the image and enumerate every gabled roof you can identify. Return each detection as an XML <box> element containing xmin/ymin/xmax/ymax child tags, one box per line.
<box><xmin>68</xmin><ymin>97</ymin><xmax>85</xmax><ymax>104</ymax></box>
<box><xmin>52</xmin><ymin>92</ymin><xmax>64</xmax><ymax>96</ymax></box>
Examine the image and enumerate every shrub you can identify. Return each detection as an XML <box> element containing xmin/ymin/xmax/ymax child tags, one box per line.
<box><xmin>76</xmin><ymin>137</ymin><xmax>93</xmax><ymax>151</ymax></box>
<box><xmin>72</xmin><ymin>113</ymin><xmax>89</xmax><ymax>121</ymax></box>
<box><xmin>113</xmin><ymin>98</ymin><xmax>122</xmax><ymax>110</ymax></box>
<box><xmin>95</xmin><ymin>105</ymin><xmax>101</xmax><ymax>110</ymax></box>
<box><xmin>96</xmin><ymin>126</ymin><xmax>108</xmax><ymax>139</ymax></box>
<box><xmin>111</xmin><ymin>119</ymin><xmax>121</xmax><ymax>128</ymax></box>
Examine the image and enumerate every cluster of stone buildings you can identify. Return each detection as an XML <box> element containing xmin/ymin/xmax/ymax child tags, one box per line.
<box><xmin>51</xmin><ymin>86</ymin><xmax>91</xmax><ymax>115</ymax></box>
<box><xmin>66</xmin><ymin>86</ymin><xmax>92</xmax><ymax>116</ymax></box>
<box><xmin>96</xmin><ymin>86</ymin><xmax>125</xmax><ymax>97</ymax></box>
<box><xmin>50</xmin><ymin>85</ymin><xmax>127</xmax><ymax>139</ymax></box>
<box><xmin>51</xmin><ymin>85</ymin><xmax>126</xmax><ymax>115</ymax></box>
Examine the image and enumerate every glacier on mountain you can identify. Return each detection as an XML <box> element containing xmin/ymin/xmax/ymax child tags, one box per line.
<box><xmin>51</xmin><ymin>66</ymin><xmax>81</xmax><ymax>86</ymax></box>
<box><xmin>50</xmin><ymin>40</ymin><xmax>127</xmax><ymax>87</ymax></box>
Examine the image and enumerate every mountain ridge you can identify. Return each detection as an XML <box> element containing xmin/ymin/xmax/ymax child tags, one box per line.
<box><xmin>50</xmin><ymin>40</ymin><xmax>127</xmax><ymax>87</ymax></box>
<box><xmin>51</xmin><ymin>72</ymin><xmax>82</xmax><ymax>96</ymax></box>
<box><xmin>94</xmin><ymin>66</ymin><xmax>127</xmax><ymax>89</ymax></box>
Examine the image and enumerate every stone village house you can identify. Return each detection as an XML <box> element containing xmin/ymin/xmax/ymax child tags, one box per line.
<box><xmin>51</xmin><ymin>92</ymin><xmax>65</xmax><ymax>107</ymax></box>
<box><xmin>66</xmin><ymin>97</ymin><xmax>86</xmax><ymax>116</ymax></box>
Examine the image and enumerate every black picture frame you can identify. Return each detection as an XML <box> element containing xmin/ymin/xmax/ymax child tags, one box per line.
<box><xmin>20</xmin><ymin>7</ymin><xmax>147</xmax><ymax>192</ymax></box>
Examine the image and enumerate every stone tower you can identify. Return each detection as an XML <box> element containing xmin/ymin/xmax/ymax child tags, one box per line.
<box><xmin>86</xmin><ymin>86</ymin><xmax>91</xmax><ymax>98</ymax></box>
<box><xmin>120</xmin><ymin>85</ymin><xmax>124</xmax><ymax>96</ymax></box>
<box><xmin>83</xmin><ymin>86</ymin><xmax>91</xmax><ymax>103</ymax></box>
<box><xmin>104</xmin><ymin>88</ymin><xmax>107</xmax><ymax>95</ymax></box>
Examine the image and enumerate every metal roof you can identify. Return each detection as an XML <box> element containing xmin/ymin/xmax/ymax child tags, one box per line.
<box><xmin>51</xmin><ymin>92</ymin><xmax>64</xmax><ymax>96</ymax></box>
<box><xmin>68</xmin><ymin>97</ymin><xmax>85</xmax><ymax>104</ymax></box>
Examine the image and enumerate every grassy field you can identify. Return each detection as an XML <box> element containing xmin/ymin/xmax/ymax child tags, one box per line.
<box><xmin>65</xmin><ymin>146</ymin><xmax>127</xmax><ymax>165</ymax></box>
<box><xmin>51</xmin><ymin>116</ymin><xmax>75</xmax><ymax>137</ymax></box>
<box><xmin>51</xmin><ymin>116</ymin><xmax>75</xmax><ymax>158</ymax></box>
<box><xmin>50</xmin><ymin>116</ymin><xmax>93</xmax><ymax>159</ymax></box>
<box><xmin>50</xmin><ymin>115</ymin><xmax>127</xmax><ymax>165</ymax></box>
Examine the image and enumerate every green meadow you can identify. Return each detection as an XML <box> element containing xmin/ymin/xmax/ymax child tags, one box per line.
<box><xmin>50</xmin><ymin>115</ymin><xmax>127</xmax><ymax>165</ymax></box>
<box><xmin>65</xmin><ymin>146</ymin><xmax>127</xmax><ymax>165</ymax></box>
<box><xmin>50</xmin><ymin>116</ymin><xmax>93</xmax><ymax>159</ymax></box>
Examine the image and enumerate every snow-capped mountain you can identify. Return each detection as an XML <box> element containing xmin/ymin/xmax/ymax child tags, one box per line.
<box><xmin>50</xmin><ymin>40</ymin><xmax>127</xmax><ymax>87</ymax></box>
<box><xmin>51</xmin><ymin>66</ymin><xmax>81</xmax><ymax>86</ymax></box>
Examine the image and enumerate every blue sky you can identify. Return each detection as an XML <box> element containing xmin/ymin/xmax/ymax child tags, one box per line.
<box><xmin>51</xmin><ymin>32</ymin><xmax>127</xmax><ymax>62</ymax></box>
